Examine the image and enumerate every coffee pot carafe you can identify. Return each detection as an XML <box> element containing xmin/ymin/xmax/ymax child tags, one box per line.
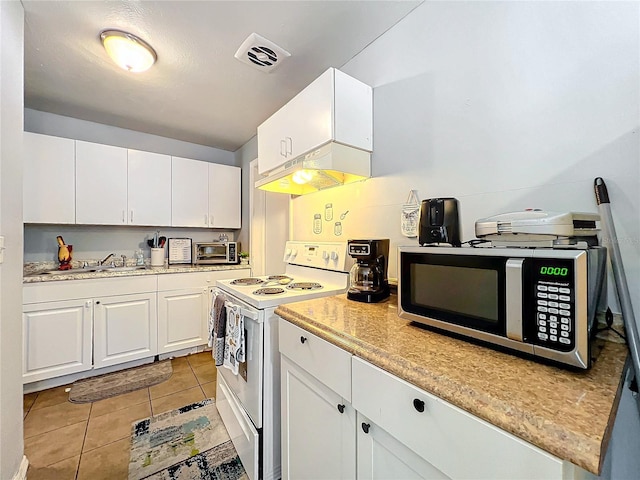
<box><xmin>347</xmin><ymin>239</ymin><xmax>390</xmax><ymax>303</ymax></box>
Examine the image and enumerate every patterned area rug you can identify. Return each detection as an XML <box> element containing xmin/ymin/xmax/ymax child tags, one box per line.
<box><xmin>69</xmin><ymin>360</ymin><xmax>172</xmax><ymax>403</ymax></box>
<box><xmin>129</xmin><ymin>399</ymin><xmax>247</xmax><ymax>480</ymax></box>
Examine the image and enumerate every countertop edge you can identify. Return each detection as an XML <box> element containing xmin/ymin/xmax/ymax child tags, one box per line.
<box><xmin>23</xmin><ymin>264</ymin><xmax>251</xmax><ymax>283</ymax></box>
<box><xmin>275</xmin><ymin>302</ymin><xmax>627</xmax><ymax>475</ymax></box>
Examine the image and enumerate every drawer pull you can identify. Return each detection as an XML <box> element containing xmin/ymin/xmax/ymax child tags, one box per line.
<box><xmin>413</xmin><ymin>398</ymin><xmax>426</xmax><ymax>413</ymax></box>
<box><xmin>300</xmin><ymin>336</ymin><xmax>307</xmax><ymax>344</ymax></box>
<box><xmin>361</xmin><ymin>422</ymin><xmax>370</xmax><ymax>434</ymax></box>
<box><xmin>337</xmin><ymin>404</ymin><xmax>345</xmax><ymax>413</ymax></box>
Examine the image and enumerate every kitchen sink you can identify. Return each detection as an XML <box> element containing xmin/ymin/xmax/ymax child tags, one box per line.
<box><xmin>83</xmin><ymin>266</ymin><xmax>149</xmax><ymax>273</ymax></box>
<box><xmin>27</xmin><ymin>266</ymin><xmax>149</xmax><ymax>276</ymax></box>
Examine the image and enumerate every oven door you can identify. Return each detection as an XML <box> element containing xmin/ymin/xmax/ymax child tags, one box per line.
<box><xmin>217</xmin><ymin>293</ymin><xmax>264</xmax><ymax>428</ymax></box>
<box><xmin>398</xmin><ymin>248</ymin><xmax>508</xmax><ymax>336</ymax></box>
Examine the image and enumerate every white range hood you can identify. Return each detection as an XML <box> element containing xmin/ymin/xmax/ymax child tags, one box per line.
<box><xmin>255</xmin><ymin>142</ymin><xmax>370</xmax><ymax>195</ymax></box>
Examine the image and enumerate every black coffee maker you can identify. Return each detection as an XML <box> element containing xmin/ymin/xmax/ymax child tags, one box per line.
<box><xmin>347</xmin><ymin>239</ymin><xmax>390</xmax><ymax>303</ymax></box>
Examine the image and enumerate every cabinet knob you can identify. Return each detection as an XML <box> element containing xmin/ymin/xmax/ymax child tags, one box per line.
<box><xmin>95</xmin><ymin>301</ymin><xmax>101</xmax><ymax>305</ymax></box>
<box><xmin>300</xmin><ymin>336</ymin><xmax>307</xmax><ymax>344</ymax></box>
<box><xmin>337</xmin><ymin>404</ymin><xmax>345</xmax><ymax>413</ymax></box>
<box><xmin>361</xmin><ymin>422</ymin><xmax>370</xmax><ymax>434</ymax></box>
<box><xmin>413</xmin><ymin>398</ymin><xmax>426</xmax><ymax>413</ymax></box>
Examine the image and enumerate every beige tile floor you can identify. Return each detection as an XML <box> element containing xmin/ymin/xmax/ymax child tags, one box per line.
<box><xmin>23</xmin><ymin>352</ymin><xmax>218</xmax><ymax>480</ymax></box>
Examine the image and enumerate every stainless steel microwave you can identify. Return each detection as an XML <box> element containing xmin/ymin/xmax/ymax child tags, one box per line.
<box><xmin>398</xmin><ymin>246</ymin><xmax>607</xmax><ymax>369</ymax></box>
<box><xmin>193</xmin><ymin>242</ymin><xmax>238</xmax><ymax>265</ymax></box>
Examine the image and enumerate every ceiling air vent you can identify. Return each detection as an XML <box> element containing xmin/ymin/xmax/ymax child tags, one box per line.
<box><xmin>234</xmin><ymin>33</ymin><xmax>291</xmax><ymax>73</ymax></box>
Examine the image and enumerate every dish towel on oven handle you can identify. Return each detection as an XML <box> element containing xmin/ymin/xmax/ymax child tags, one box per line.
<box><xmin>223</xmin><ymin>301</ymin><xmax>245</xmax><ymax>375</ymax></box>
<box><xmin>210</xmin><ymin>291</ymin><xmax>227</xmax><ymax>366</ymax></box>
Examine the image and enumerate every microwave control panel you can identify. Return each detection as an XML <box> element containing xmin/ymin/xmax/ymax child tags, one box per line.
<box><xmin>528</xmin><ymin>258</ymin><xmax>575</xmax><ymax>352</ymax></box>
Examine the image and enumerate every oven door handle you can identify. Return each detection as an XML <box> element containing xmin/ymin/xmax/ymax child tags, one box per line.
<box><xmin>224</xmin><ymin>301</ymin><xmax>259</xmax><ymax>321</ymax></box>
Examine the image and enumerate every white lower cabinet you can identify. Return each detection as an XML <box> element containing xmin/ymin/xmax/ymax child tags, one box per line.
<box><xmin>23</xmin><ymin>298</ymin><xmax>93</xmax><ymax>383</ymax></box>
<box><xmin>357</xmin><ymin>412</ymin><xmax>447</xmax><ymax>480</ymax></box>
<box><xmin>22</xmin><ymin>276</ymin><xmax>158</xmax><ymax>384</ymax></box>
<box><xmin>352</xmin><ymin>357</ymin><xmax>565</xmax><ymax>480</ymax></box>
<box><xmin>279</xmin><ymin>319</ymin><xmax>355</xmax><ymax>480</ymax></box>
<box><xmin>280</xmin><ymin>319</ymin><xmax>582</xmax><ymax>480</ymax></box>
<box><xmin>93</xmin><ymin>292</ymin><xmax>157</xmax><ymax>368</ymax></box>
<box><xmin>156</xmin><ymin>269</ymin><xmax>250</xmax><ymax>355</ymax></box>
<box><xmin>157</xmin><ymin>287</ymin><xmax>208</xmax><ymax>354</ymax></box>
<box><xmin>281</xmin><ymin>355</ymin><xmax>356</xmax><ymax>480</ymax></box>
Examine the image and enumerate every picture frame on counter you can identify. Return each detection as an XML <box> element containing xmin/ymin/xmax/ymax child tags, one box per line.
<box><xmin>167</xmin><ymin>238</ymin><xmax>192</xmax><ymax>265</ymax></box>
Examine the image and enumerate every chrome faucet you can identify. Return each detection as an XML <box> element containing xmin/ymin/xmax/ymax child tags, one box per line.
<box><xmin>99</xmin><ymin>253</ymin><xmax>116</xmax><ymax>266</ymax></box>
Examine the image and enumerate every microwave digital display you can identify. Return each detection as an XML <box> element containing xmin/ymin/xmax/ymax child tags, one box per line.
<box><xmin>539</xmin><ymin>266</ymin><xmax>569</xmax><ymax>277</ymax></box>
<box><xmin>411</xmin><ymin>264</ymin><xmax>499</xmax><ymax>323</ymax></box>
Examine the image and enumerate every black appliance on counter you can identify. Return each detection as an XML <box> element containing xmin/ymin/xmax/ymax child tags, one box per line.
<box><xmin>347</xmin><ymin>239</ymin><xmax>390</xmax><ymax>303</ymax></box>
<box><xmin>419</xmin><ymin>197</ymin><xmax>461</xmax><ymax>247</ymax></box>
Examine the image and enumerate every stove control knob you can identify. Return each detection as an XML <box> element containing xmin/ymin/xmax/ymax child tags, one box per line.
<box><xmin>285</xmin><ymin>248</ymin><xmax>292</xmax><ymax>257</ymax></box>
<box><xmin>330</xmin><ymin>251</ymin><xmax>339</xmax><ymax>261</ymax></box>
<box><xmin>322</xmin><ymin>250</ymin><xmax>329</xmax><ymax>260</ymax></box>
<box><xmin>291</xmin><ymin>249</ymin><xmax>298</xmax><ymax>257</ymax></box>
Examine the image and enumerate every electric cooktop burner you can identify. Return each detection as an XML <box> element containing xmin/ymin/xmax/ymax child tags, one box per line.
<box><xmin>253</xmin><ymin>287</ymin><xmax>286</xmax><ymax>295</ymax></box>
<box><xmin>267</xmin><ymin>275</ymin><xmax>292</xmax><ymax>281</ymax></box>
<box><xmin>288</xmin><ymin>282</ymin><xmax>323</xmax><ymax>291</ymax></box>
<box><xmin>231</xmin><ymin>277</ymin><xmax>265</xmax><ymax>286</ymax></box>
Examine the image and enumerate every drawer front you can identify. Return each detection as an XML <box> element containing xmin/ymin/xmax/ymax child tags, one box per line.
<box><xmin>24</xmin><ymin>276</ymin><xmax>157</xmax><ymax>304</ymax></box>
<box><xmin>352</xmin><ymin>357</ymin><xmax>564</xmax><ymax>480</ymax></box>
<box><xmin>278</xmin><ymin>318</ymin><xmax>351</xmax><ymax>401</ymax></box>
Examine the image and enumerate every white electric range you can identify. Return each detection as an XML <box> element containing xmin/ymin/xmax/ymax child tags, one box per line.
<box><xmin>213</xmin><ymin>241</ymin><xmax>353</xmax><ymax>480</ymax></box>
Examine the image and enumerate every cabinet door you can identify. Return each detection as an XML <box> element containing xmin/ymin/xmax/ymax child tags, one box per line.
<box><xmin>93</xmin><ymin>292</ymin><xmax>157</xmax><ymax>368</ymax></box>
<box><xmin>23</xmin><ymin>298</ymin><xmax>93</xmax><ymax>383</ymax></box>
<box><xmin>208</xmin><ymin>163</ymin><xmax>241</xmax><ymax>228</ymax></box>
<box><xmin>171</xmin><ymin>156</ymin><xmax>209</xmax><ymax>227</ymax></box>
<box><xmin>285</xmin><ymin>67</ymin><xmax>333</xmax><ymax>160</ymax></box>
<box><xmin>23</xmin><ymin>132</ymin><xmax>76</xmax><ymax>224</ymax></box>
<box><xmin>280</xmin><ymin>355</ymin><xmax>356</xmax><ymax>480</ymax></box>
<box><xmin>76</xmin><ymin>141</ymin><xmax>128</xmax><ymax>225</ymax></box>
<box><xmin>157</xmin><ymin>288</ymin><xmax>208</xmax><ymax>354</ymax></box>
<box><xmin>128</xmin><ymin>149</ymin><xmax>171</xmax><ymax>226</ymax></box>
<box><xmin>357</xmin><ymin>412</ymin><xmax>449</xmax><ymax>480</ymax></box>
<box><xmin>257</xmin><ymin>100</ymin><xmax>292</xmax><ymax>175</ymax></box>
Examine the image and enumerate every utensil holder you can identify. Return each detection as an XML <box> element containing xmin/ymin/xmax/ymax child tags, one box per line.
<box><xmin>150</xmin><ymin>248</ymin><xmax>165</xmax><ymax>267</ymax></box>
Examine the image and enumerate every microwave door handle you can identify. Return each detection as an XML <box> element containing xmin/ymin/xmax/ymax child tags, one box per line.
<box><xmin>506</xmin><ymin>258</ymin><xmax>524</xmax><ymax>342</ymax></box>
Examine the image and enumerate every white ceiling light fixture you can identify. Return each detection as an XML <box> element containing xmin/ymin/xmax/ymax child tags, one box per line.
<box><xmin>100</xmin><ymin>30</ymin><xmax>157</xmax><ymax>73</ymax></box>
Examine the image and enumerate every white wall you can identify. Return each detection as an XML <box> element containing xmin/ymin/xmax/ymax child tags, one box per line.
<box><xmin>0</xmin><ymin>1</ymin><xmax>25</xmax><ymax>477</ymax></box>
<box><xmin>292</xmin><ymin>1</ymin><xmax>639</xmax><ymax>312</ymax></box>
<box><xmin>25</xmin><ymin>109</ymin><xmax>237</xmax><ymax>165</ymax></box>
<box><xmin>23</xmin><ymin>224</ymin><xmax>237</xmax><ymax>264</ymax></box>
<box><xmin>289</xmin><ymin>2</ymin><xmax>640</xmax><ymax>476</ymax></box>
<box><xmin>235</xmin><ymin>135</ymin><xmax>258</xmax><ymax>252</ymax></box>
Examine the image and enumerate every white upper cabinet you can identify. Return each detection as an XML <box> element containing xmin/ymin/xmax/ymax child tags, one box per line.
<box><xmin>209</xmin><ymin>163</ymin><xmax>241</xmax><ymax>228</ymax></box>
<box><xmin>23</xmin><ymin>134</ymin><xmax>240</xmax><ymax>228</ymax></box>
<box><xmin>172</xmin><ymin>157</ymin><xmax>242</xmax><ymax>228</ymax></box>
<box><xmin>171</xmin><ymin>156</ymin><xmax>210</xmax><ymax>227</ymax></box>
<box><xmin>23</xmin><ymin>132</ymin><xmax>76</xmax><ymax>224</ymax></box>
<box><xmin>127</xmin><ymin>149</ymin><xmax>172</xmax><ymax>226</ymax></box>
<box><xmin>257</xmin><ymin>67</ymin><xmax>373</xmax><ymax>175</ymax></box>
<box><xmin>76</xmin><ymin>141</ymin><xmax>128</xmax><ymax>225</ymax></box>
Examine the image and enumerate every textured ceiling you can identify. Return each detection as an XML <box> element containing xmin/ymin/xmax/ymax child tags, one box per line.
<box><xmin>23</xmin><ymin>1</ymin><xmax>421</xmax><ymax>152</ymax></box>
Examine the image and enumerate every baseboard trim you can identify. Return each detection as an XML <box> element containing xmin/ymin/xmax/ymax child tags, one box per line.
<box><xmin>12</xmin><ymin>455</ymin><xmax>28</xmax><ymax>480</ymax></box>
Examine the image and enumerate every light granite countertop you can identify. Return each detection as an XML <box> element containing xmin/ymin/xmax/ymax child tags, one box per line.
<box><xmin>23</xmin><ymin>262</ymin><xmax>251</xmax><ymax>283</ymax></box>
<box><xmin>275</xmin><ymin>294</ymin><xmax>628</xmax><ymax>475</ymax></box>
